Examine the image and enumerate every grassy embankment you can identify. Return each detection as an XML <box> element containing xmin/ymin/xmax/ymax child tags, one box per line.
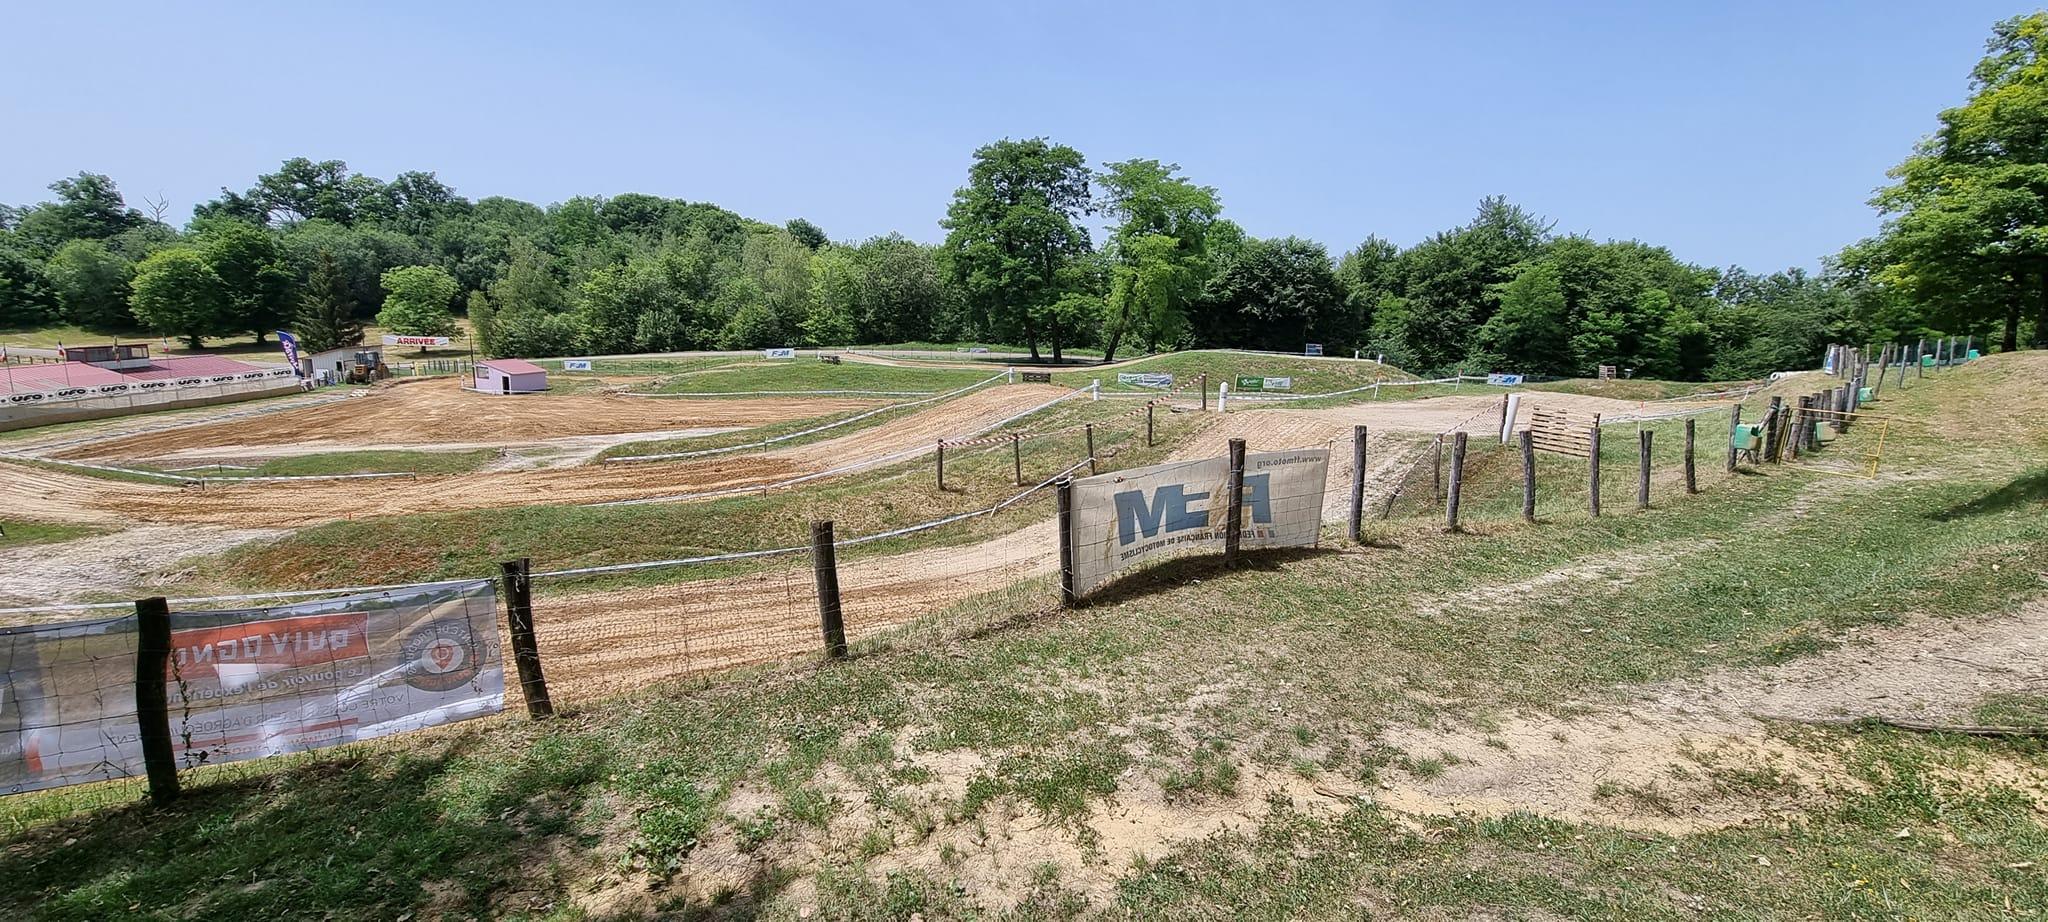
<box><xmin>3</xmin><ymin>353</ymin><xmax>2043</xmax><ymax>918</ymax></box>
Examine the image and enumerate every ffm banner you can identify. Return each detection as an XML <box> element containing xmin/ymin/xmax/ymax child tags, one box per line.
<box><xmin>1065</xmin><ymin>448</ymin><xmax>1328</xmax><ymax>596</ymax></box>
<box><xmin>1</xmin><ymin>580</ymin><xmax>502</xmax><ymax>796</ymax></box>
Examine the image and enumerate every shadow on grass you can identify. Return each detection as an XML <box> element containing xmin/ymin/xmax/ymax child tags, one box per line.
<box><xmin>0</xmin><ymin>723</ymin><xmax>605</xmax><ymax>919</ymax></box>
<box><xmin>1927</xmin><ymin>469</ymin><xmax>2048</xmax><ymax>521</ymax></box>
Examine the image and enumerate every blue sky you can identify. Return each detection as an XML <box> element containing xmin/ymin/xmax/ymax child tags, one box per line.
<box><xmin>1</xmin><ymin>1</ymin><xmax>2027</xmax><ymax>271</ymax></box>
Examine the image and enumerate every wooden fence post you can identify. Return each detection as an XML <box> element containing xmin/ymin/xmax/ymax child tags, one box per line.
<box><xmin>1146</xmin><ymin>403</ymin><xmax>1155</xmax><ymax>448</ymax></box>
<box><xmin>811</xmin><ymin>521</ymin><xmax>847</xmax><ymax>659</ymax></box>
<box><xmin>1916</xmin><ymin>338</ymin><xmax>1926</xmax><ymax>378</ymax></box>
<box><xmin>133</xmin><ymin>597</ymin><xmax>180</xmax><ymax>806</ymax></box>
<box><xmin>1684</xmin><ymin>418</ymin><xmax>1697</xmax><ymax>494</ymax></box>
<box><xmin>1762</xmin><ymin>396</ymin><xmax>1783</xmax><ymax>462</ymax></box>
<box><xmin>1588</xmin><ymin>423</ymin><xmax>1602</xmax><ymax>518</ymax></box>
<box><xmin>1012</xmin><ymin>433</ymin><xmax>1023</xmax><ymax>486</ymax></box>
<box><xmin>1349</xmin><ymin>425</ymin><xmax>1368</xmax><ymax>544</ymax></box>
<box><xmin>499</xmin><ymin>558</ymin><xmax>552</xmax><ymax>718</ymax></box>
<box><xmin>1057</xmin><ymin>479</ymin><xmax>1078</xmax><ymax>606</ymax></box>
<box><xmin>1200</xmin><ymin>373</ymin><xmax>1209</xmax><ymax>411</ymax></box>
<box><xmin>1085</xmin><ymin>423</ymin><xmax>1097</xmax><ymax>475</ymax></box>
<box><xmin>1446</xmin><ymin>431</ymin><xmax>1468</xmax><ymax>532</ymax></box>
<box><xmin>1520</xmin><ymin>429</ymin><xmax>1537</xmax><ymax>522</ymax></box>
<box><xmin>1637</xmin><ymin>430</ymin><xmax>1652</xmax><ymax>510</ymax></box>
<box><xmin>1726</xmin><ymin>404</ymin><xmax>1741</xmax><ymax>473</ymax></box>
<box><xmin>935</xmin><ymin>438</ymin><xmax>945</xmax><ymax>490</ymax></box>
<box><xmin>1224</xmin><ymin>438</ymin><xmax>1246</xmax><ymax>567</ymax></box>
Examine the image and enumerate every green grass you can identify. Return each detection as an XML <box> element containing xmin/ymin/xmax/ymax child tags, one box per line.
<box><xmin>1054</xmin><ymin>349</ymin><xmax>1411</xmax><ymax>396</ymax></box>
<box><xmin>646</xmin><ymin>360</ymin><xmax>993</xmax><ymax>395</ymax></box>
<box><xmin>0</xmin><ymin>519</ymin><xmax>101</xmax><ymax>548</ymax></box>
<box><xmin>207</xmin><ymin>449</ymin><xmax>498</xmax><ymax>478</ymax></box>
<box><xmin>5</xmin><ymin>352</ymin><xmax>2044</xmax><ymax>918</ymax></box>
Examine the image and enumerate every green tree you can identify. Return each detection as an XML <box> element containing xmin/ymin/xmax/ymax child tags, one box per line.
<box><xmin>941</xmin><ymin>138</ymin><xmax>1094</xmax><ymax>361</ymax></box>
<box><xmin>1193</xmin><ymin>237</ymin><xmax>1345</xmax><ymax>352</ymax></box>
<box><xmin>293</xmin><ymin>249</ymin><xmax>362</xmax><ymax>353</ymax></box>
<box><xmin>785</xmin><ymin>218</ymin><xmax>828</xmax><ymax>250</ymax></box>
<box><xmin>44</xmin><ymin>239</ymin><xmax>134</xmax><ymax>328</ymax></box>
<box><xmin>130</xmin><ymin>249</ymin><xmax>230</xmax><ymax>348</ymax></box>
<box><xmin>1470</xmin><ymin>263</ymin><xmax>1571</xmax><ymax>374</ymax></box>
<box><xmin>375</xmin><ymin>265</ymin><xmax>459</xmax><ymax>336</ymax></box>
<box><xmin>805</xmin><ymin>247</ymin><xmax>863</xmax><ymax>346</ymax></box>
<box><xmin>1097</xmin><ymin>160</ymin><xmax>1224</xmax><ymax>358</ymax></box>
<box><xmin>1864</xmin><ymin>13</ymin><xmax>2048</xmax><ymax>351</ymax></box>
<box><xmin>197</xmin><ymin>220</ymin><xmax>294</xmax><ymax>343</ymax></box>
<box><xmin>14</xmin><ymin>173</ymin><xmax>148</xmax><ymax>249</ymax></box>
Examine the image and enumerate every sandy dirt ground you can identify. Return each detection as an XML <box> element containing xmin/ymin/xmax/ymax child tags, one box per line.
<box><xmin>59</xmin><ymin>377</ymin><xmax>882</xmax><ymax>462</ymax></box>
<box><xmin>5</xmin><ymin>384</ymin><xmax>1071</xmax><ymax>527</ymax></box>
<box><xmin>1379</xmin><ymin>599</ymin><xmax>2048</xmax><ymax>833</ymax></box>
<box><xmin>0</xmin><ymin>524</ymin><xmax>283</xmax><ymax>611</ymax></box>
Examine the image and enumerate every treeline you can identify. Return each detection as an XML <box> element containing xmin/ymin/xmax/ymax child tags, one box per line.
<box><xmin>5</xmin><ymin>14</ymin><xmax>2045</xmax><ymax>377</ymax></box>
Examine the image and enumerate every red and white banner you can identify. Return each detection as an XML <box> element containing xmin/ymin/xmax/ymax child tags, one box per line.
<box><xmin>1</xmin><ymin>580</ymin><xmax>502</xmax><ymax>795</ymax></box>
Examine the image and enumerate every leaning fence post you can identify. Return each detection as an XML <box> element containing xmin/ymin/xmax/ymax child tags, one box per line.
<box><xmin>1085</xmin><ymin>423</ymin><xmax>1097</xmax><ymax>475</ymax></box>
<box><xmin>1012</xmin><ymin>433</ymin><xmax>1023</xmax><ymax>486</ymax></box>
<box><xmin>1726</xmin><ymin>404</ymin><xmax>1741</xmax><ymax>472</ymax></box>
<box><xmin>1056</xmin><ymin>479</ymin><xmax>1078</xmax><ymax>607</ymax></box>
<box><xmin>1520</xmin><ymin>429</ymin><xmax>1537</xmax><ymax>521</ymax></box>
<box><xmin>1788</xmin><ymin>397</ymin><xmax>1807</xmax><ymax>460</ymax></box>
<box><xmin>935</xmin><ymin>438</ymin><xmax>946</xmax><ymax>490</ymax></box>
<box><xmin>1223</xmin><ymin>438</ymin><xmax>1246</xmax><ymax>567</ymax></box>
<box><xmin>133</xmin><ymin>596</ymin><xmax>180</xmax><ymax>806</ymax></box>
<box><xmin>1431</xmin><ymin>437</ymin><xmax>1443</xmax><ymax>502</ymax></box>
<box><xmin>811</xmin><ymin>521</ymin><xmax>847</xmax><ymax>659</ymax></box>
<box><xmin>1637</xmin><ymin>430</ymin><xmax>1653</xmax><ymax>510</ymax></box>
<box><xmin>1588</xmin><ymin>422</ymin><xmax>1602</xmax><ymax>518</ymax></box>
<box><xmin>1349</xmin><ymin>425</ymin><xmax>1368</xmax><ymax>543</ymax></box>
<box><xmin>498</xmin><ymin>558</ymin><xmax>552</xmax><ymax>718</ymax></box>
<box><xmin>1446</xmin><ymin>431</ymin><xmax>1468</xmax><ymax>532</ymax></box>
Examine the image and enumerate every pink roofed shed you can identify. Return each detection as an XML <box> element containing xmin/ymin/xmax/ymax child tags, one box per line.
<box><xmin>473</xmin><ymin>358</ymin><xmax>549</xmax><ymax>394</ymax></box>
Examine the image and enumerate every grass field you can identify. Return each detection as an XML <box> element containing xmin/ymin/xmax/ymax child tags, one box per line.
<box><xmin>2</xmin><ymin>352</ymin><xmax>2044</xmax><ymax>919</ymax></box>
<box><xmin>0</xmin><ymin>519</ymin><xmax>101</xmax><ymax>549</ymax></box>
<box><xmin>1055</xmin><ymin>350</ymin><xmax>1413</xmax><ymax>396</ymax></box>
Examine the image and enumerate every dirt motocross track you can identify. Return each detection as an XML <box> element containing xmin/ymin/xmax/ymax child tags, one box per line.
<box><xmin>4</xmin><ymin>384</ymin><xmax>1071</xmax><ymax>527</ymax></box>
<box><xmin>60</xmin><ymin>377</ymin><xmax>883</xmax><ymax>462</ymax></box>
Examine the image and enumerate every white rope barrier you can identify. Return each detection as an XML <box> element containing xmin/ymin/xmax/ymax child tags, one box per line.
<box><xmin>604</xmin><ymin>371</ymin><xmax>1010</xmax><ymax>464</ymax></box>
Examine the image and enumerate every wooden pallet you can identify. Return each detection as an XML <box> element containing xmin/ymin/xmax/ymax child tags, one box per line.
<box><xmin>1528</xmin><ymin>407</ymin><xmax>1600</xmax><ymax>457</ymax></box>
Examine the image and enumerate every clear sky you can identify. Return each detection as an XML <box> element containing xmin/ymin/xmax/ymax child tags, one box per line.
<box><xmin>1</xmin><ymin>1</ymin><xmax>2028</xmax><ymax>272</ymax></box>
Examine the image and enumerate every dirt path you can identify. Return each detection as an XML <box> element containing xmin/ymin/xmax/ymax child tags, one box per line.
<box><xmin>1377</xmin><ymin>599</ymin><xmax>2048</xmax><ymax>833</ymax></box>
<box><xmin>61</xmin><ymin>377</ymin><xmax>881</xmax><ymax>462</ymax></box>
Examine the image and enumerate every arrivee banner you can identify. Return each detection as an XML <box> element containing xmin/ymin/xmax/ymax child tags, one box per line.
<box><xmin>1065</xmin><ymin>448</ymin><xmax>1327</xmax><ymax>596</ymax></box>
<box><xmin>382</xmin><ymin>335</ymin><xmax>452</xmax><ymax>347</ymax></box>
<box><xmin>0</xmin><ymin>581</ymin><xmax>502</xmax><ymax>796</ymax></box>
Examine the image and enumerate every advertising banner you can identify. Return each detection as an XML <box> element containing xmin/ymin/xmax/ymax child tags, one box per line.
<box><xmin>382</xmin><ymin>335</ymin><xmax>452</xmax><ymax>347</ymax></box>
<box><xmin>562</xmin><ymin>360</ymin><xmax>594</xmax><ymax>372</ymax></box>
<box><xmin>1486</xmin><ymin>373</ymin><xmax>1524</xmax><ymax>386</ymax></box>
<box><xmin>1304</xmin><ymin>343</ymin><xmax>1324</xmax><ymax>356</ymax></box>
<box><xmin>763</xmin><ymin>347</ymin><xmax>797</xmax><ymax>359</ymax></box>
<box><xmin>1234</xmin><ymin>376</ymin><xmax>1294</xmax><ymax>392</ymax></box>
<box><xmin>1115</xmin><ymin>372</ymin><xmax>1174</xmax><ymax>389</ymax></box>
<box><xmin>1065</xmin><ymin>448</ymin><xmax>1327</xmax><ymax>596</ymax></box>
<box><xmin>277</xmin><ymin>331</ymin><xmax>304</xmax><ymax>378</ymax></box>
<box><xmin>1</xmin><ymin>580</ymin><xmax>501</xmax><ymax>796</ymax></box>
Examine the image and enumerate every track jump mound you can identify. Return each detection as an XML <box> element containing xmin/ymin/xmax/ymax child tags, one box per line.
<box><xmin>61</xmin><ymin>377</ymin><xmax>882</xmax><ymax>462</ymax></box>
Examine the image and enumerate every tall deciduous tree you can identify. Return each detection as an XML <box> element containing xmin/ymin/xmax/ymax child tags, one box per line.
<box><xmin>941</xmin><ymin>138</ymin><xmax>1093</xmax><ymax>361</ymax></box>
<box><xmin>130</xmin><ymin>249</ymin><xmax>230</xmax><ymax>348</ymax></box>
<box><xmin>1097</xmin><ymin>159</ymin><xmax>1224</xmax><ymax>358</ymax></box>
<box><xmin>1864</xmin><ymin>12</ymin><xmax>2048</xmax><ymax>351</ymax></box>
<box><xmin>375</xmin><ymin>265</ymin><xmax>459</xmax><ymax>336</ymax></box>
<box><xmin>44</xmin><ymin>239</ymin><xmax>134</xmax><ymax>328</ymax></box>
<box><xmin>197</xmin><ymin>220</ymin><xmax>294</xmax><ymax>343</ymax></box>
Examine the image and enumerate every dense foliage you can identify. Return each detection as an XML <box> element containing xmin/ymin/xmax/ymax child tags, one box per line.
<box><xmin>3</xmin><ymin>15</ymin><xmax>2043</xmax><ymax>375</ymax></box>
